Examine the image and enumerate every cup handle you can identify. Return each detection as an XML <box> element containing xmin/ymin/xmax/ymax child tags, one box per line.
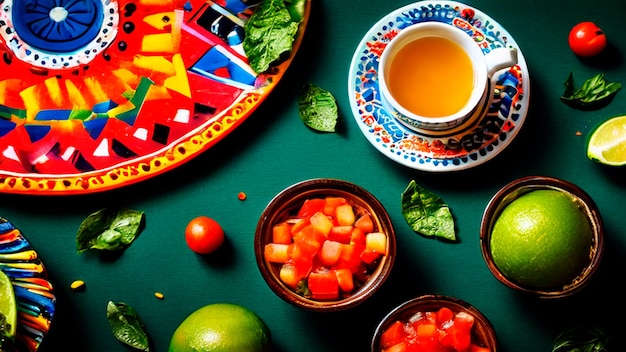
<box><xmin>485</xmin><ymin>47</ymin><xmax>518</xmax><ymax>77</ymax></box>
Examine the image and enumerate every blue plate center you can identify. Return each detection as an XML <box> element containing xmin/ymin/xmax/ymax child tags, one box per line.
<box><xmin>12</xmin><ymin>0</ymin><xmax>105</xmax><ymax>53</ymax></box>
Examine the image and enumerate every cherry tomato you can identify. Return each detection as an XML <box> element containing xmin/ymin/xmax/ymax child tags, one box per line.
<box><xmin>568</xmin><ymin>22</ymin><xmax>607</xmax><ymax>57</ymax></box>
<box><xmin>185</xmin><ymin>216</ymin><xmax>225</xmax><ymax>254</ymax></box>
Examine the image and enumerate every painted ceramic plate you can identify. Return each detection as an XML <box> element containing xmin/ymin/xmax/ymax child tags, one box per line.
<box><xmin>0</xmin><ymin>217</ymin><xmax>55</xmax><ymax>352</ymax></box>
<box><xmin>348</xmin><ymin>1</ymin><xmax>530</xmax><ymax>172</ymax></box>
<box><xmin>0</xmin><ymin>0</ymin><xmax>310</xmax><ymax>194</ymax></box>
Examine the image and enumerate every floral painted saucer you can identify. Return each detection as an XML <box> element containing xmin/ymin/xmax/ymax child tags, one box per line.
<box><xmin>348</xmin><ymin>1</ymin><xmax>530</xmax><ymax>172</ymax></box>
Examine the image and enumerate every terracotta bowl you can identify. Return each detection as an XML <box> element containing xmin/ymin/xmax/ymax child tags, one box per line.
<box><xmin>480</xmin><ymin>175</ymin><xmax>604</xmax><ymax>298</ymax></box>
<box><xmin>254</xmin><ymin>178</ymin><xmax>396</xmax><ymax>312</ymax></box>
<box><xmin>371</xmin><ymin>295</ymin><xmax>498</xmax><ymax>351</ymax></box>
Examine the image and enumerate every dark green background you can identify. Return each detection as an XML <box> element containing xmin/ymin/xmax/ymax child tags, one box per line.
<box><xmin>2</xmin><ymin>0</ymin><xmax>626</xmax><ymax>351</ymax></box>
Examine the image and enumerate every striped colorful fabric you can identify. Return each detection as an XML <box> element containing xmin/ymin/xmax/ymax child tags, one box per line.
<box><xmin>0</xmin><ymin>218</ymin><xmax>55</xmax><ymax>352</ymax></box>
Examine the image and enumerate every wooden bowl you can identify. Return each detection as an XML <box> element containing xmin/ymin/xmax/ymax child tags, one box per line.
<box><xmin>371</xmin><ymin>295</ymin><xmax>498</xmax><ymax>351</ymax></box>
<box><xmin>254</xmin><ymin>178</ymin><xmax>396</xmax><ymax>312</ymax></box>
<box><xmin>480</xmin><ymin>175</ymin><xmax>604</xmax><ymax>298</ymax></box>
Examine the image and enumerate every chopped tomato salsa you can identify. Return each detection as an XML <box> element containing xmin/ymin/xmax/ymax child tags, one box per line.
<box><xmin>264</xmin><ymin>196</ymin><xmax>388</xmax><ymax>300</ymax></box>
<box><xmin>379</xmin><ymin>307</ymin><xmax>491</xmax><ymax>352</ymax></box>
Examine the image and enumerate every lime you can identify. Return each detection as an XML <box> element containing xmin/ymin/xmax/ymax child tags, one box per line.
<box><xmin>587</xmin><ymin>114</ymin><xmax>626</xmax><ymax>166</ymax></box>
<box><xmin>0</xmin><ymin>269</ymin><xmax>17</xmax><ymax>342</ymax></box>
<box><xmin>490</xmin><ymin>189</ymin><xmax>593</xmax><ymax>289</ymax></box>
<box><xmin>168</xmin><ymin>303</ymin><xmax>270</xmax><ymax>352</ymax></box>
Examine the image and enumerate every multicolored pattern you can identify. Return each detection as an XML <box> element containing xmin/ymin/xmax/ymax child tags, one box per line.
<box><xmin>348</xmin><ymin>1</ymin><xmax>530</xmax><ymax>172</ymax></box>
<box><xmin>0</xmin><ymin>0</ymin><xmax>309</xmax><ymax>194</ymax></box>
<box><xmin>0</xmin><ymin>217</ymin><xmax>55</xmax><ymax>352</ymax></box>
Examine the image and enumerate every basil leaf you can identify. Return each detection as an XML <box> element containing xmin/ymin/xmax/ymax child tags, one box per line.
<box><xmin>296</xmin><ymin>279</ymin><xmax>311</xmax><ymax>298</ymax></box>
<box><xmin>561</xmin><ymin>72</ymin><xmax>621</xmax><ymax>109</ymax></box>
<box><xmin>401</xmin><ymin>180</ymin><xmax>456</xmax><ymax>241</ymax></box>
<box><xmin>297</xmin><ymin>84</ymin><xmax>338</xmax><ymax>132</ymax></box>
<box><xmin>562</xmin><ymin>72</ymin><xmax>576</xmax><ymax>98</ymax></box>
<box><xmin>552</xmin><ymin>327</ymin><xmax>611</xmax><ymax>352</ymax></box>
<box><xmin>243</xmin><ymin>0</ymin><xmax>300</xmax><ymax>73</ymax></box>
<box><xmin>76</xmin><ymin>208</ymin><xmax>145</xmax><ymax>253</ymax></box>
<box><xmin>107</xmin><ymin>301</ymin><xmax>150</xmax><ymax>352</ymax></box>
<box><xmin>285</xmin><ymin>0</ymin><xmax>306</xmax><ymax>23</ymax></box>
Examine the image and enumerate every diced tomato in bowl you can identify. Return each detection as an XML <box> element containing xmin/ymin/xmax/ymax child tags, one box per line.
<box><xmin>254</xmin><ymin>178</ymin><xmax>396</xmax><ymax>312</ymax></box>
<box><xmin>373</xmin><ymin>295</ymin><xmax>498</xmax><ymax>352</ymax></box>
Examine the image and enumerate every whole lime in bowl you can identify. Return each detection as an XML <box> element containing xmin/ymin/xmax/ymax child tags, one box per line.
<box><xmin>480</xmin><ymin>176</ymin><xmax>604</xmax><ymax>298</ymax></box>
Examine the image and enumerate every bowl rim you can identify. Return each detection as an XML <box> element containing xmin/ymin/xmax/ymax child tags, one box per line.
<box><xmin>479</xmin><ymin>175</ymin><xmax>604</xmax><ymax>298</ymax></box>
<box><xmin>370</xmin><ymin>294</ymin><xmax>498</xmax><ymax>352</ymax></box>
<box><xmin>254</xmin><ymin>178</ymin><xmax>396</xmax><ymax>312</ymax></box>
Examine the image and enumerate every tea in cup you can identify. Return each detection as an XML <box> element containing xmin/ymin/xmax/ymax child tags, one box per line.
<box><xmin>378</xmin><ymin>21</ymin><xmax>518</xmax><ymax>131</ymax></box>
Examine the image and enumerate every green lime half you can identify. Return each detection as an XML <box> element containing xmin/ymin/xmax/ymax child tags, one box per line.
<box><xmin>587</xmin><ymin>115</ymin><xmax>626</xmax><ymax>166</ymax></box>
<box><xmin>0</xmin><ymin>269</ymin><xmax>17</xmax><ymax>343</ymax></box>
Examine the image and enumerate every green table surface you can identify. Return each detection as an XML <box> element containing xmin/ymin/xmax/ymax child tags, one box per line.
<box><xmin>3</xmin><ymin>0</ymin><xmax>626</xmax><ymax>351</ymax></box>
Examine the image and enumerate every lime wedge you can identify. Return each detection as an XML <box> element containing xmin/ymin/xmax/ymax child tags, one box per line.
<box><xmin>587</xmin><ymin>115</ymin><xmax>626</xmax><ymax>166</ymax></box>
<box><xmin>0</xmin><ymin>269</ymin><xmax>17</xmax><ymax>343</ymax></box>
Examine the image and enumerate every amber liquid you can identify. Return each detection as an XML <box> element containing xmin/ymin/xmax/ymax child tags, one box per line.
<box><xmin>387</xmin><ymin>36</ymin><xmax>474</xmax><ymax>118</ymax></box>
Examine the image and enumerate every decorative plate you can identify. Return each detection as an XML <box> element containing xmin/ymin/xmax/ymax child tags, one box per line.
<box><xmin>0</xmin><ymin>217</ymin><xmax>55</xmax><ymax>352</ymax></box>
<box><xmin>348</xmin><ymin>1</ymin><xmax>530</xmax><ymax>172</ymax></box>
<box><xmin>0</xmin><ymin>0</ymin><xmax>310</xmax><ymax>194</ymax></box>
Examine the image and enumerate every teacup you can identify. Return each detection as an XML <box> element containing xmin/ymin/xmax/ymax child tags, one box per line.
<box><xmin>378</xmin><ymin>21</ymin><xmax>518</xmax><ymax>131</ymax></box>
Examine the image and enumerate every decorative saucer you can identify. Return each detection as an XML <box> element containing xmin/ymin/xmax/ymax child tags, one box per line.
<box><xmin>0</xmin><ymin>217</ymin><xmax>55</xmax><ymax>352</ymax></box>
<box><xmin>348</xmin><ymin>1</ymin><xmax>530</xmax><ymax>172</ymax></box>
<box><xmin>0</xmin><ymin>0</ymin><xmax>310</xmax><ymax>195</ymax></box>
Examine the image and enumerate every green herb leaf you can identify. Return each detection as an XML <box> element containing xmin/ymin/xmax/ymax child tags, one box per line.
<box><xmin>76</xmin><ymin>208</ymin><xmax>145</xmax><ymax>253</ymax></box>
<box><xmin>107</xmin><ymin>301</ymin><xmax>150</xmax><ymax>352</ymax></box>
<box><xmin>297</xmin><ymin>84</ymin><xmax>338</xmax><ymax>132</ymax></box>
<box><xmin>552</xmin><ymin>327</ymin><xmax>611</xmax><ymax>352</ymax></box>
<box><xmin>296</xmin><ymin>279</ymin><xmax>311</xmax><ymax>298</ymax></box>
<box><xmin>401</xmin><ymin>180</ymin><xmax>456</xmax><ymax>241</ymax></box>
<box><xmin>285</xmin><ymin>0</ymin><xmax>306</xmax><ymax>23</ymax></box>
<box><xmin>561</xmin><ymin>72</ymin><xmax>621</xmax><ymax>109</ymax></box>
<box><xmin>243</xmin><ymin>0</ymin><xmax>300</xmax><ymax>73</ymax></box>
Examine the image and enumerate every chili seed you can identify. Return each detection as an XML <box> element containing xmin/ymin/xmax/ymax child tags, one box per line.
<box><xmin>71</xmin><ymin>280</ymin><xmax>86</xmax><ymax>292</ymax></box>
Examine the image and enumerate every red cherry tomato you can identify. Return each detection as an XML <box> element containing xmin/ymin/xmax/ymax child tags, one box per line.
<box><xmin>568</xmin><ymin>22</ymin><xmax>607</xmax><ymax>57</ymax></box>
<box><xmin>185</xmin><ymin>216</ymin><xmax>225</xmax><ymax>254</ymax></box>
